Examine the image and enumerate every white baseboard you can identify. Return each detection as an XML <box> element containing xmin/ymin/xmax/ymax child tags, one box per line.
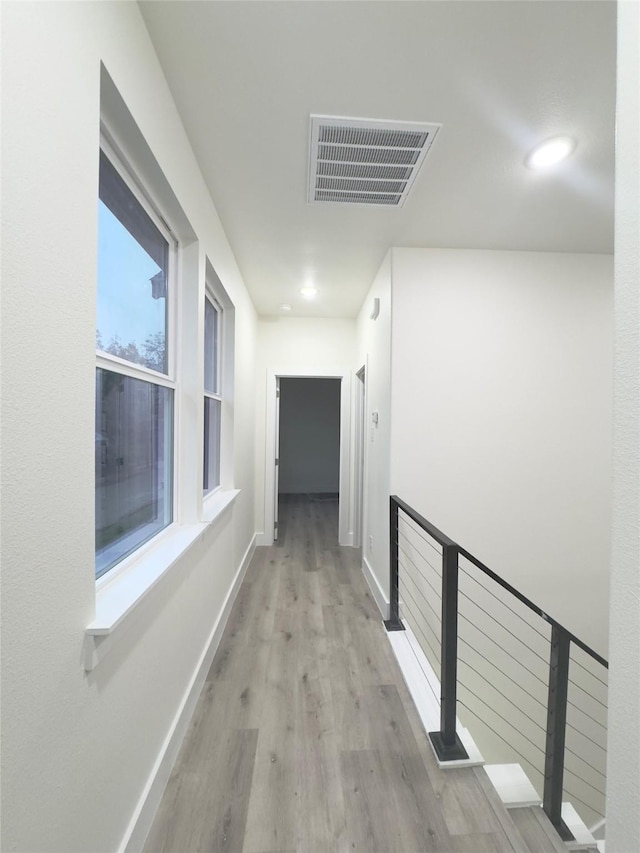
<box><xmin>120</xmin><ymin>533</ymin><xmax>257</xmax><ymax>853</ymax></box>
<box><xmin>256</xmin><ymin>530</ymin><xmax>354</xmax><ymax>547</ymax></box>
<box><xmin>362</xmin><ymin>556</ymin><xmax>389</xmax><ymax>620</ymax></box>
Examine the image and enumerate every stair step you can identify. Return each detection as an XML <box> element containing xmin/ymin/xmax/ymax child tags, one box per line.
<box><xmin>485</xmin><ymin>763</ymin><xmax>542</xmax><ymax>808</ymax></box>
<box><xmin>472</xmin><ymin>766</ymin><xmax>530</xmax><ymax>853</ymax></box>
<box><xmin>561</xmin><ymin>802</ymin><xmax>598</xmax><ymax>851</ymax></box>
<box><xmin>510</xmin><ymin>806</ymin><xmax>568</xmax><ymax>853</ymax></box>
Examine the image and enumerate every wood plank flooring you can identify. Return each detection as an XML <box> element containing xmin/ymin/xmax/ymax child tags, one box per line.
<box><xmin>509</xmin><ymin>807</ymin><xmax>570</xmax><ymax>853</ymax></box>
<box><xmin>144</xmin><ymin>494</ymin><xmax>538</xmax><ymax>853</ymax></box>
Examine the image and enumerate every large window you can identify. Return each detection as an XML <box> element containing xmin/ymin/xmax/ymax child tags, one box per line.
<box><xmin>95</xmin><ymin>144</ymin><xmax>175</xmax><ymax>578</ymax></box>
<box><xmin>203</xmin><ymin>293</ymin><xmax>222</xmax><ymax>494</ymax></box>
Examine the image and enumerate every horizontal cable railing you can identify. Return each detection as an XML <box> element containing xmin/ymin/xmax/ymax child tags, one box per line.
<box><xmin>387</xmin><ymin>495</ymin><xmax>608</xmax><ymax>843</ymax></box>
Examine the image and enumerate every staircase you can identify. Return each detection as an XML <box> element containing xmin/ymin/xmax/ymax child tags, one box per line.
<box><xmin>388</xmin><ymin>624</ymin><xmax>603</xmax><ymax>851</ymax></box>
<box><xmin>384</xmin><ymin>496</ymin><xmax>608</xmax><ymax>853</ymax></box>
<box><xmin>486</xmin><ymin>764</ymin><xmax>601</xmax><ymax>852</ymax></box>
<box><xmin>388</xmin><ymin>623</ymin><xmax>603</xmax><ymax>852</ymax></box>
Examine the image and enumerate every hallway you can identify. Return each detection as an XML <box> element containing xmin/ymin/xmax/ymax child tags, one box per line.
<box><xmin>144</xmin><ymin>495</ymin><xmax>530</xmax><ymax>852</ymax></box>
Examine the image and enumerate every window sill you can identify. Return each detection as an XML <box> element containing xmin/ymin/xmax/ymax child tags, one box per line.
<box><xmin>202</xmin><ymin>487</ymin><xmax>240</xmax><ymax>525</ymax></box>
<box><xmin>86</xmin><ymin>489</ymin><xmax>240</xmax><ymax>649</ymax></box>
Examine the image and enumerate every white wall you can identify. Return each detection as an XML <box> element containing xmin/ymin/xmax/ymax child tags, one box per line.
<box><xmin>356</xmin><ymin>254</ymin><xmax>393</xmax><ymax>614</ymax></box>
<box><xmin>1</xmin><ymin>4</ymin><xmax>256</xmax><ymax>852</ymax></box>
<box><xmin>254</xmin><ymin>317</ymin><xmax>356</xmax><ymax>535</ymax></box>
<box><xmin>390</xmin><ymin>248</ymin><xmax>613</xmax><ymax>656</ymax></box>
<box><xmin>279</xmin><ymin>378</ymin><xmax>341</xmax><ymax>493</ymax></box>
<box><xmin>607</xmin><ymin>2</ymin><xmax>640</xmax><ymax>850</ymax></box>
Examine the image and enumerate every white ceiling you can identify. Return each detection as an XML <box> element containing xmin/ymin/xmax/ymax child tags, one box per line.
<box><xmin>139</xmin><ymin>1</ymin><xmax>616</xmax><ymax>319</ymax></box>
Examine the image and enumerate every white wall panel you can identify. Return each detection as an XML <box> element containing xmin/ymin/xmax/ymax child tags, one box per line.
<box><xmin>1</xmin><ymin>4</ymin><xmax>257</xmax><ymax>851</ymax></box>
<box><xmin>606</xmin><ymin>3</ymin><xmax>640</xmax><ymax>849</ymax></box>
<box><xmin>390</xmin><ymin>248</ymin><xmax>613</xmax><ymax>657</ymax></box>
<box><xmin>254</xmin><ymin>317</ymin><xmax>356</xmax><ymax>535</ymax></box>
<box><xmin>356</xmin><ymin>254</ymin><xmax>393</xmax><ymax>605</ymax></box>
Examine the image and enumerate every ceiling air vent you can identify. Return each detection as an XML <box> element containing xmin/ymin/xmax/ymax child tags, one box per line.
<box><xmin>308</xmin><ymin>115</ymin><xmax>440</xmax><ymax>207</ymax></box>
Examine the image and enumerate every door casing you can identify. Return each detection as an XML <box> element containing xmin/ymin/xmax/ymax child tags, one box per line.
<box><xmin>260</xmin><ymin>368</ymin><xmax>353</xmax><ymax>546</ymax></box>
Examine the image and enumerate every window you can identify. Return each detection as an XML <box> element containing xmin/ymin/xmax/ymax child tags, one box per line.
<box><xmin>203</xmin><ymin>293</ymin><xmax>222</xmax><ymax>494</ymax></box>
<box><xmin>95</xmin><ymin>144</ymin><xmax>175</xmax><ymax>578</ymax></box>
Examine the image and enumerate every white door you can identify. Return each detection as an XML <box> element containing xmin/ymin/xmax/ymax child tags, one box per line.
<box><xmin>274</xmin><ymin>377</ymin><xmax>281</xmax><ymax>540</ymax></box>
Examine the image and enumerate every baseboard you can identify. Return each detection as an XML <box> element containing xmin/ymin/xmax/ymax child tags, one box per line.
<box><xmin>362</xmin><ymin>556</ymin><xmax>389</xmax><ymax>620</ymax></box>
<box><xmin>340</xmin><ymin>530</ymin><xmax>354</xmax><ymax>547</ymax></box>
<box><xmin>255</xmin><ymin>531</ymin><xmax>272</xmax><ymax>546</ymax></box>
<box><xmin>120</xmin><ymin>533</ymin><xmax>257</xmax><ymax>853</ymax></box>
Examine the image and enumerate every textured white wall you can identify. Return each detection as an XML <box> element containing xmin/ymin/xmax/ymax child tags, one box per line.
<box><xmin>254</xmin><ymin>317</ymin><xmax>356</xmax><ymax>534</ymax></box>
<box><xmin>356</xmin><ymin>254</ymin><xmax>393</xmax><ymax>603</ymax></box>
<box><xmin>606</xmin><ymin>2</ymin><xmax>640</xmax><ymax>849</ymax></box>
<box><xmin>278</xmin><ymin>378</ymin><xmax>341</xmax><ymax>493</ymax></box>
<box><xmin>1</xmin><ymin>4</ymin><xmax>256</xmax><ymax>852</ymax></box>
<box><xmin>390</xmin><ymin>248</ymin><xmax>613</xmax><ymax>656</ymax></box>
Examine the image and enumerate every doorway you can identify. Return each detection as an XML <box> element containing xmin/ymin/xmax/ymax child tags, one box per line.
<box><xmin>353</xmin><ymin>366</ymin><xmax>366</xmax><ymax>549</ymax></box>
<box><xmin>264</xmin><ymin>370</ymin><xmax>352</xmax><ymax>547</ymax></box>
<box><xmin>276</xmin><ymin>378</ymin><xmax>341</xmax><ymax>541</ymax></box>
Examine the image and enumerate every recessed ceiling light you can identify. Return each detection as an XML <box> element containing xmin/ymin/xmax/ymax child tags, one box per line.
<box><xmin>279</xmin><ymin>303</ymin><xmax>292</xmax><ymax>312</ymax></box>
<box><xmin>300</xmin><ymin>287</ymin><xmax>318</xmax><ymax>300</ymax></box>
<box><xmin>526</xmin><ymin>136</ymin><xmax>576</xmax><ymax>169</ymax></box>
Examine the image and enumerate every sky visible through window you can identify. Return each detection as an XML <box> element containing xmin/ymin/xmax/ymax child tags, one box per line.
<box><xmin>96</xmin><ymin>200</ymin><xmax>166</xmax><ymax>371</ymax></box>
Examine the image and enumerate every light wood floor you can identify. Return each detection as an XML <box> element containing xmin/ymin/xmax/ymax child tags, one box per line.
<box><xmin>144</xmin><ymin>494</ymin><xmax>533</xmax><ymax>853</ymax></box>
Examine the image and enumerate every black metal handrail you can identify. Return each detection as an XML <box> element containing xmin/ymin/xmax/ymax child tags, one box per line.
<box><xmin>387</xmin><ymin>495</ymin><xmax>608</xmax><ymax>841</ymax></box>
<box><xmin>458</xmin><ymin>546</ymin><xmax>608</xmax><ymax>669</ymax></box>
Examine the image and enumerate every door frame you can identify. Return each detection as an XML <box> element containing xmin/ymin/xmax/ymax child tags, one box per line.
<box><xmin>262</xmin><ymin>368</ymin><xmax>352</xmax><ymax>546</ymax></box>
<box><xmin>353</xmin><ymin>364</ymin><xmax>366</xmax><ymax>548</ymax></box>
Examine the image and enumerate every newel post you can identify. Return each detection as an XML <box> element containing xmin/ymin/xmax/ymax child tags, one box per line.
<box><xmin>384</xmin><ymin>496</ymin><xmax>405</xmax><ymax>632</ymax></box>
<box><xmin>428</xmin><ymin>543</ymin><xmax>469</xmax><ymax>761</ymax></box>
<box><xmin>543</xmin><ymin>625</ymin><xmax>573</xmax><ymax>840</ymax></box>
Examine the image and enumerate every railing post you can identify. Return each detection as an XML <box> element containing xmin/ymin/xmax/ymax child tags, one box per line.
<box><xmin>428</xmin><ymin>543</ymin><xmax>469</xmax><ymax>761</ymax></box>
<box><xmin>384</xmin><ymin>496</ymin><xmax>405</xmax><ymax>631</ymax></box>
<box><xmin>543</xmin><ymin>625</ymin><xmax>573</xmax><ymax>841</ymax></box>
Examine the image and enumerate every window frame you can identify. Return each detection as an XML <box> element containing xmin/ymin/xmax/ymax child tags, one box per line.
<box><xmin>95</xmin><ymin>135</ymin><xmax>179</xmax><ymax>582</ymax></box>
<box><xmin>203</xmin><ymin>289</ymin><xmax>223</xmax><ymax>496</ymax></box>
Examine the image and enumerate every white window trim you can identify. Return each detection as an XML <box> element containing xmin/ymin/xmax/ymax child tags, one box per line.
<box><xmin>95</xmin><ymin>352</ymin><xmax>176</xmax><ymax>389</ymax></box>
<box><xmin>203</xmin><ymin>288</ymin><xmax>224</xmax><ymax>498</ymax></box>
<box><xmin>95</xmin><ymin>138</ymin><xmax>179</xmax><ymax>582</ymax></box>
<box><xmin>87</xmin><ymin>118</ymin><xmax>239</xmax><ymax>668</ymax></box>
<box><xmin>85</xmin><ymin>488</ymin><xmax>240</xmax><ymax>671</ymax></box>
<box><xmin>97</xmin><ymin>135</ymin><xmax>178</xmax><ymax>383</ymax></box>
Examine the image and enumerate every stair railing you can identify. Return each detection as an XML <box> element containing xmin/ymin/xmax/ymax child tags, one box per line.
<box><xmin>386</xmin><ymin>495</ymin><xmax>608</xmax><ymax>842</ymax></box>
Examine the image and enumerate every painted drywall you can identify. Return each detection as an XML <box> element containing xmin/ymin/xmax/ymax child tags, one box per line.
<box><xmin>254</xmin><ymin>317</ymin><xmax>356</xmax><ymax>535</ymax></box>
<box><xmin>356</xmin><ymin>254</ymin><xmax>393</xmax><ymax>606</ymax></box>
<box><xmin>1</xmin><ymin>4</ymin><xmax>256</xmax><ymax>852</ymax></box>
<box><xmin>278</xmin><ymin>378</ymin><xmax>341</xmax><ymax>494</ymax></box>
<box><xmin>606</xmin><ymin>3</ymin><xmax>640</xmax><ymax>850</ymax></box>
<box><xmin>390</xmin><ymin>248</ymin><xmax>613</xmax><ymax>657</ymax></box>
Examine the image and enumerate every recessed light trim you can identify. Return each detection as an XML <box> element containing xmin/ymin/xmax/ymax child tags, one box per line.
<box><xmin>526</xmin><ymin>136</ymin><xmax>575</xmax><ymax>169</ymax></box>
<box><xmin>300</xmin><ymin>287</ymin><xmax>318</xmax><ymax>300</ymax></box>
<box><xmin>279</xmin><ymin>303</ymin><xmax>292</xmax><ymax>312</ymax></box>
